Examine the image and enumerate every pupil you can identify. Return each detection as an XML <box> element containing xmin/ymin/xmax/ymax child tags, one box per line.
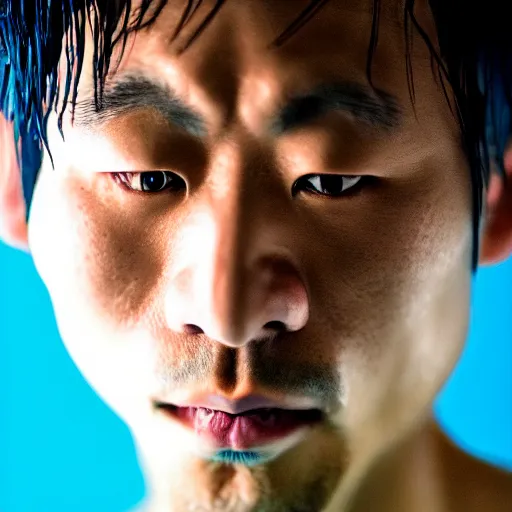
<box><xmin>323</xmin><ymin>175</ymin><xmax>342</xmax><ymax>194</ymax></box>
<box><xmin>142</xmin><ymin>172</ymin><xmax>166</xmax><ymax>191</ymax></box>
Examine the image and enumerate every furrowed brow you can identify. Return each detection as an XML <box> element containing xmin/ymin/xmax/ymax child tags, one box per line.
<box><xmin>72</xmin><ymin>74</ymin><xmax>207</xmax><ymax>138</ymax></box>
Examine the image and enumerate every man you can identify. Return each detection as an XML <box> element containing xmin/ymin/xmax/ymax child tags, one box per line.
<box><xmin>0</xmin><ymin>0</ymin><xmax>511</xmax><ymax>510</ymax></box>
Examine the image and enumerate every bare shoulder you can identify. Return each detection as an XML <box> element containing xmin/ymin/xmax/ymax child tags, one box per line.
<box><xmin>432</xmin><ymin>422</ymin><xmax>512</xmax><ymax>512</ymax></box>
<box><xmin>460</xmin><ymin>453</ymin><xmax>512</xmax><ymax>512</ymax></box>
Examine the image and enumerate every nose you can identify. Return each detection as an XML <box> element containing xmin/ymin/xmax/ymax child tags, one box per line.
<box><xmin>165</xmin><ymin>252</ymin><xmax>309</xmax><ymax>348</ymax></box>
<box><xmin>164</xmin><ymin>150</ymin><xmax>309</xmax><ymax>348</ymax></box>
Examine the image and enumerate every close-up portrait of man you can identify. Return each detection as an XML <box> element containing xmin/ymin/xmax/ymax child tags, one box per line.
<box><xmin>1</xmin><ymin>0</ymin><xmax>511</xmax><ymax>511</ymax></box>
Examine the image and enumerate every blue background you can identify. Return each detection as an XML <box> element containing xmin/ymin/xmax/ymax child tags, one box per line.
<box><xmin>0</xmin><ymin>242</ymin><xmax>511</xmax><ymax>512</ymax></box>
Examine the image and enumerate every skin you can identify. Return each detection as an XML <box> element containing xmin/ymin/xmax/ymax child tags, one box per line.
<box><xmin>1</xmin><ymin>1</ymin><xmax>512</xmax><ymax>510</ymax></box>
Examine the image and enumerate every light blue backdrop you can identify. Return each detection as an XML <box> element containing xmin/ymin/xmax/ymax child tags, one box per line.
<box><xmin>1</xmin><ymin>242</ymin><xmax>511</xmax><ymax>512</ymax></box>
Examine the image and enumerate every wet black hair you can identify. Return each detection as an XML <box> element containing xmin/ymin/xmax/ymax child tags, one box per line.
<box><xmin>1</xmin><ymin>0</ymin><xmax>511</xmax><ymax>272</ymax></box>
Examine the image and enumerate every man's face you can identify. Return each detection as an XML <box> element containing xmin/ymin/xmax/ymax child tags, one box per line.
<box><xmin>27</xmin><ymin>0</ymin><xmax>474</xmax><ymax>510</ymax></box>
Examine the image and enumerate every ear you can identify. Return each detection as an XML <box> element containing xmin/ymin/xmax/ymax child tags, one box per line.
<box><xmin>0</xmin><ymin>114</ymin><xmax>29</xmax><ymax>251</ymax></box>
<box><xmin>479</xmin><ymin>140</ymin><xmax>512</xmax><ymax>266</ymax></box>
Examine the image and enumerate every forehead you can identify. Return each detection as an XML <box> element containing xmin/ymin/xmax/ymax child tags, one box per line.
<box><xmin>128</xmin><ymin>0</ymin><xmax>430</xmax><ymax>31</ymax></box>
<box><xmin>70</xmin><ymin>0</ymin><xmax>454</xmax><ymax>152</ymax></box>
<box><xmin>131</xmin><ymin>0</ymin><xmax>435</xmax><ymax>56</ymax></box>
<box><xmin>98</xmin><ymin>0</ymin><xmax>438</xmax><ymax>105</ymax></box>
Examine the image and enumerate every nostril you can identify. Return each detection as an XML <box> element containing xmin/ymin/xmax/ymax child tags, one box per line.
<box><xmin>264</xmin><ymin>321</ymin><xmax>286</xmax><ymax>331</ymax></box>
<box><xmin>184</xmin><ymin>324</ymin><xmax>204</xmax><ymax>335</ymax></box>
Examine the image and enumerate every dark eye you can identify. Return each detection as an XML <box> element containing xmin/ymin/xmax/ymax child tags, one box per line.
<box><xmin>112</xmin><ymin>171</ymin><xmax>184</xmax><ymax>193</ymax></box>
<box><xmin>293</xmin><ymin>174</ymin><xmax>367</xmax><ymax>198</ymax></box>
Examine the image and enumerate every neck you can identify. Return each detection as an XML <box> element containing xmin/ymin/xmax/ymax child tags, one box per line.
<box><xmin>330</xmin><ymin>415</ymin><xmax>448</xmax><ymax>512</ymax></box>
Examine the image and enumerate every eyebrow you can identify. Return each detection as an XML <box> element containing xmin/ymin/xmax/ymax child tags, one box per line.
<box><xmin>73</xmin><ymin>75</ymin><xmax>207</xmax><ymax>137</ymax></box>
<box><xmin>72</xmin><ymin>74</ymin><xmax>402</xmax><ymax>136</ymax></box>
<box><xmin>271</xmin><ymin>82</ymin><xmax>402</xmax><ymax>134</ymax></box>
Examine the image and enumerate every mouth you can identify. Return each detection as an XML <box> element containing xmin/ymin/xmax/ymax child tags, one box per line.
<box><xmin>156</xmin><ymin>403</ymin><xmax>324</xmax><ymax>451</ymax></box>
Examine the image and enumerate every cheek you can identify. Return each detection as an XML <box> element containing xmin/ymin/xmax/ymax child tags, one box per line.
<box><xmin>316</xmin><ymin>168</ymin><xmax>473</xmax><ymax>433</ymax></box>
<box><xmin>306</xmin><ymin>171</ymin><xmax>472</xmax><ymax>339</ymax></box>
<box><xmin>28</xmin><ymin>167</ymin><xmax>162</xmax><ymax>329</ymax></box>
<box><xmin>27</xmin><ymin>167</ymin><xmax>168</xmax><ymax>418</ymax></box>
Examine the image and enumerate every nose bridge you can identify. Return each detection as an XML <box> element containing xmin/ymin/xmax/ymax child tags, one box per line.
<box><xmin>209</xmin><ymin>142</ymin><xmax>246</xmax><ymax>340</ymax></box>
<box><xmin>208</xmin><ymin>137</ymin><xmax>275</xmax><ymax>342</ymax></box>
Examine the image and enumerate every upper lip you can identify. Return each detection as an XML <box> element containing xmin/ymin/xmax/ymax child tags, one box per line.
<box><xmin>155</xmin><ymin>393</ymin><xmax>322</xmax><ymax>416</ymax></box>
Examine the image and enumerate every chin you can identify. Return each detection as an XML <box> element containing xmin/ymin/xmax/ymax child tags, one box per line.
<box><xmin>135</xmin><ymin>418</ymin><xmax>347</xmax><ymax>512</ymax></box>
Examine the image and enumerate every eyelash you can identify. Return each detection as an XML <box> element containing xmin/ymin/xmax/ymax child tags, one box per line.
<box><xmin>110</xmin><ymin>171</ymin><xmax>372</xmax><ymax>198</ymax></box>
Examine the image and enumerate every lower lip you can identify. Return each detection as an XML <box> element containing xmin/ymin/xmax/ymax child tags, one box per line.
<box><xmin>159</xmin><ymin>405</ymin><xmax>323</xmax><ymax>450</ymax></box>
